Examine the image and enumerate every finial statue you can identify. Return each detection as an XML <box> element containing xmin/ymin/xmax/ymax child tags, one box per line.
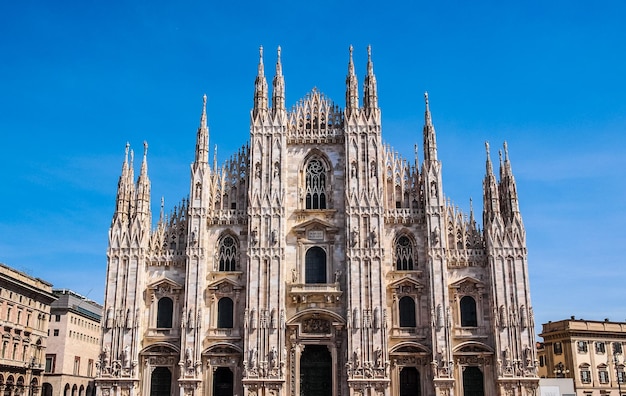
<box><xmin>203</xmin><ymin>94</ymin><xmax>207</xmax><ymax>106</ymax></box>
<box><xmin>485</xmin><ymin>141</ymin><xmax>490</xmax><ymax>155</ymax></box>
<box><xmin>259</xmin><ymin>45</ymin><xmax>263</xmax><ymax>59</ymax></box>
<box><xmin>143</xmin><ymin>141</ymin><xmax>148</xmax><ymax>155</ymax></box>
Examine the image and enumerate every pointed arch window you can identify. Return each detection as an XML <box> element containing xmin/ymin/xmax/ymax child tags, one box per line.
<box><xmin>218</xmin><ymin>235</ymin><xmax>238</xmax><ymax>271</ymax></box>
<box><xmin>305</xmin><ymin>247</ymin><xmax>326</xmax><ymax>284</ymax></box>
<box><xmin>395</xmin><ymin>236</ymin><xmax>414</xmax><ymax>270</ymax></box>
<box><xmin>399</xmin><ymin>296</ymin><xmax>416</xmax><ymax>327</ymax></box>
<box><xmin>217</xmin><ymin>297</ymin><xmax>234</xmax><ymax>328</ymax></box>
<box><xmin>305</xmin><ymin>159</ymin><xmax>327</xmax><ymax>209</ymax></box>
<box><xmin>460</xmin><ymin>296</ymin><xmax>477</xmax><ymax>327</ymax></box>
<box><xmin>156</xmin><ymin>297</ymin><xmax>173</xmax><ymax>328</ymax></box>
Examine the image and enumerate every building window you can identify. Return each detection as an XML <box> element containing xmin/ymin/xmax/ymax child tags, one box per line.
<box><xmin>598</xmin><ymin>368</ymin><xmax>609</xmax><ymax>384</ymax></box>
<box><xmin>218</xmin><ymin>235</ymin><xmax>238</xmax><ymax>271</ymax></box>
<box><xmin>580</xmin><ymin>368</ymin><xmax>591</xmax><ymax>384</ymax></box>
<box><xmin>577</xmin><ymin>341</ymin><xmax>588</xmax><ymax>353</ymax></box>
<box><xmin>460</xmin><ymin>296</ymin><xmax>477</xmax><ymax>327</ymax></box>
<box><xmin>55</xmin><ymin>315</ymin><xmax>60</xmax><ymax>322</ymax></box>
<box><xmin>45</xmin><ymin>355</ymin><xmax>56</xmax><ymax>373</ymax></box>
<box><xmin>554</xmin><ymin>342</ymin><xmax>563</xmax><ymax>355</ymax></box>
<box><xmin>156</xmin><ymin>297</ymin><xmax>173</xmax><ymax>328</ymax></box>
<box><xmin>539</xmin><ymin>356</ymin><xmax>545</xmax><ymax>367</ymax></box>
<box><xmin>217</xmin><ymin>297</ymin><xmax>234</xmax><ymax>328</ymax></box>
<box><xmin>73</xmin><ymin>356</ymin><xmax>80</xmax><ymax>375</ymax></box>
<box><xmin>399</xmin><ymin>296</ymin><xmax>416</xmax><ymax>327</ymax></box>
<box><xmin>305</xmin><ymin>159</ymin><xmax>327</xmax><ymax>209</ymax></box>
<box><xmin>305</xmin><ymin>247</ymin><xmax>327</xmax><ymax>284</ymax></box>
<box><xmin>617</xmin><ymin>367</ymin><xmax>625</xmax><ymax>384</ymax></box>
<box><xmin>87</xmin><ymin>359</ymin><xmax>94</xmax><ymax>377</ymax></box>
<box><xmin>596</xmin><ymin>342</ymin><xmax>606</xmax><ymax>354</ymax></box>
<box><xmin>614</xmin><ymin>342</ymin><xmax>623</xmax><ymax>354</ymax></box>
<box><xmin>53</xmin><ymin>329</ymin><xmax>59</xmax><ymax>336</ymax></box>
<box><xmin>395</xmin><ymin>236</ymin><xmax>414</xmax><ymax>270</ymax></box>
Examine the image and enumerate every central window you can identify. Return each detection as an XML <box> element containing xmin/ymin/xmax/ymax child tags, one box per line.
<box><xmin>395</xmin><ymin>236</ymin><xmax>414</xmax><ymax>270</ymax></box>
<box><xmin>305</xmin><ymin>159</ymin><xmax>327</xmax><ymax>209</ymax></box>
<box><xmin>218</xmin><ymin>235</ymin><xmax>238</xmax><ymax>271</ymax></box>
<box><xmin>305</xmin><ymin>247</ymin><xmax>327</xmax><ymax>283</ymax></box>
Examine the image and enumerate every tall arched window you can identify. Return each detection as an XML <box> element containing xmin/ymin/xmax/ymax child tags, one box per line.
<box><xmin>217</xmin><ymin>297</ymin><xmax>234</xmax><ymax>328</ymax></box>
<box><xmin>395</xmin><ymin>236</ymin><xmax>414</xmax><ymax>270</ymax></box>
<box><xmin>399</xmin><ymin>296</ymin><xmax>416</xmax><ymax>327</ymax></box>
<box><xmin>305</xmin><ymin>159</ymin><xmax>327</xmax><ymax>209</ymax></box>
<box><xmin>305</xmin><ymin>247</ymin><xmax>326</xmax><ymax>284</ymax></box>
<box><xmin>460</xmin><ymin>296</ymin><xmax>477</xmax><ymax>327</ymax></box>
<box><xmin>156</xmin><ymin>297</ymin><xmax>173</xmax><ymax>328</ymax></box>
<box><xmin>218</xmin><ymin>235</ymin><xmax>237</xmax><ymax>271</ymax></box>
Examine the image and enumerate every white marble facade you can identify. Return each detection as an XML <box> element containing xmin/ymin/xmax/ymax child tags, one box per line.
<box><xmin>95</xmin><ymin>46</ymin><xmax>539</xmax><ymax>396</ymax></box>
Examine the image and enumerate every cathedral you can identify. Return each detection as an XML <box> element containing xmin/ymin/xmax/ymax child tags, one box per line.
<box><xmin>95</xmin><ymin>46</ymin><xmax>539</xmax><ymax>396</ymax></box>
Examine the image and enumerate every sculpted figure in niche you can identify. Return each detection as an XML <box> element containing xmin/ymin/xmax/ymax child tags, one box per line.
<box><xmin>350</xmin><ymin>227</ymin><xmax>358</xmax><ymax>247</ymax></box>
<box><xmin>250</xmin><ymin>227</ymin><xmax>258</xmax><ymax>246</ymax></box>
<box><xmin>291</xmin><ymin>267</ymin><xmax>298</xmax><ymax>283</ymax></box>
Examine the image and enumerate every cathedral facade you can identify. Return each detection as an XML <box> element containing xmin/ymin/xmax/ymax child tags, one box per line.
<box><xmin>95</xmin><ymin>46</ymin><xmax>539</xmax><ymax>396</ymax></box>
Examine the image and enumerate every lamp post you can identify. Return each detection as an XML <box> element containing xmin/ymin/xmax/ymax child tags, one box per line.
<box><xmin>553</xmin><ymin>362</ymin><xmax>570</xmax><ymax>378</ymax></box>
<box><xmin>614</xmin><ymin>352</ymin><xmax>623</xmax><ymax>396</ymax></box>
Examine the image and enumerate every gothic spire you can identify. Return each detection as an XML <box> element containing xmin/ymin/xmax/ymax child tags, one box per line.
<box><xmin>499</xmin><ymin>141</ymin><xmax>520</xmax><ymax>222</ymax></box>
<box><xmin>113</xmin><ymin>143</ymin><xmax>133</xmax><ymax>222</ymax></box>
<box><xmin>423</xmin><ymin>92</ymin><xmax>438</xmax><ymax>163</ymax></box>
<box><xmin>213</xmin><ymin>144</ymin><xmax>218</xmax><ymax>171</ymax></box>
<box><xmin>345</xmin><ymin>45</ymin><xmax>359</xmax><ymax>118</ymax></box>
<box><xmin>135</xmin><ymin>141</ymin><xmax>151</xmax><ymax>216</ymax></box>
<box><xmin>363</xmin><ymin>45</ymin><xmax>378</xmax><ymax>115</ymax></box>
<box><xmin>272</xmin><ymin>46</ymin><xmax>285</xmax><ymax>116</ymax></box>
<box><xmin>253</xmin><ymin>46</ymin><xmax>269</xmax><ymax>119</ymax></box>
<box><xmin>483</xmin><ymin>141</ymin><xmax>500</xmax><ymax>225</ymax></box>
<box><xmin>194</xmin><ymin>94</ymin><xmax>209</xmax><ymax>166</ymax></box>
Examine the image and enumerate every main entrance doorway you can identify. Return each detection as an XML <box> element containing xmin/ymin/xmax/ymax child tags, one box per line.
<box><xmin>150</xmin><ymin>367</ymin><xmax>172</xmax><ymax>396</ymax></box>
<box><xmin>400</xmin><ymin>367</ymin><xmax>420</xmax><ymax>396</ymax></box>
<box><xmin>300</xmin><ymin>345</ymin><xmax>332</xmax><ymax>396</ymax></box>
<box><xmin>213</xmin><ymin>367</ymin><xmax>234</xmax><ymax>396</ymax></box>
<box><xmin>462</xmin><ymin>366</ymin><xmax>484</xmax><ymax>396</ymax></box>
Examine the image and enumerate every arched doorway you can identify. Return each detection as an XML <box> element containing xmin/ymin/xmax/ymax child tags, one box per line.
<box><xmin>400</xmin><ymin>367</ymin><xmax>420</xmax><ymax>396</ymax></box>
<box><xmin>150</xmin><ymin>367</ymin><xmax>172</xmax><ymax>396</ymax></box>
<box><xmin>300</xmin><ymin>345</ymin><xmax>331</xmax><ymax>396</ymax></box>
<box><xmin>42</xmin><ymin>383</ymin><xmax>53</xmax><ymax>396</ymax></box>
<box><xmin>462</xmin><ymin>366</ymin><xmax>484</xmax><ymax>396</ymax></box>
<box><xmin>213</xmin><ymin>367</ymin><xmax>233</xmax><ymax>396</ymax></box>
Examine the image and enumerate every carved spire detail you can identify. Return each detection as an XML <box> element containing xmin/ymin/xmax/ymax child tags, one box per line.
<box><xmin>253</xmin><ymin>46</ymin><xmax>268</xmax><ymax>118</ymax></box>
<box><xmin>345</xmin><ymin>45</ymin><xmax>359</xmax><ymax>118</ymax></box>
<box><xmin>272</xmin><ymin>46</ymin><xmax>285</xmax><ymax>116</ymax></box>
<box><xmin>194</xmin><ymin>94</ymin><xmax>209</xmax><ymax>166</ymax></box>
<box><xmin>363</xmin><ymin>45</ymin><xmax>378</xmax><ymax>114</ymax></box>
<box><xmin>423</xmin><ymin>92</ymin><xmax>438</xmax><ymax>163</ymax></box>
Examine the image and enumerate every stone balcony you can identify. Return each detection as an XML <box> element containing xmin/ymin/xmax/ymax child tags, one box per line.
<box><xmin>288</xmin><ymin>283</ymin><xmax>342</xmax><ymax>309</ymax></box>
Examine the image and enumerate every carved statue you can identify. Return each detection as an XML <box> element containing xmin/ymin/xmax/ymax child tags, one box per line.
<box><xmin>350</xmin><ymin>227</ymin><xmax>358</xmax><ymax>247</ymax></box>
<box><xmin>269</xmin><ymin>346</ymin><xmax>277</xmax><ymax>369</ymax></box>
<box><xmin>291</xmin><ymin>268</ymin><xmax>298</xmax><ymax>283</ymax></box>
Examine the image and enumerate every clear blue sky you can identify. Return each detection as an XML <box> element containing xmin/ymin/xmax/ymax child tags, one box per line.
<box><xmin>1</xmin><ymin>1</ymin><xmax>625</xmax><ymax>335</ymax></box>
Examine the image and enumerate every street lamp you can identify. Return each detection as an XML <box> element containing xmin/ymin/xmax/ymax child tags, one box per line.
<box><xmin>614</xmin><ymin>352</ymin><xmax>623</xmax><ymax>396</ymax></box>
<box><xmin>553</xmin><ymin>362</ymin><xmax>570</xmax><ymax>378</ymax></box>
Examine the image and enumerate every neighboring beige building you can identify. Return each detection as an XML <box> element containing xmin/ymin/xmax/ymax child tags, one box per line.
<box><xmin>538</xmin><ymin>318</ymin><xmax>626</xmax><ymax>396</ymax></box>
<box><xmin>96</xmin><ymin>46</ymin><xmax>539</xmax><ymax>396</ymax></box>
<box><xmin>0</xmin><ymin>262</ymin><xmax>57</xmax><ymax>396</ymax></box>
<box><xmin>43</xmin><ymin>289</ymin><xmax>102</xmax><ymax>396</ymax></box>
